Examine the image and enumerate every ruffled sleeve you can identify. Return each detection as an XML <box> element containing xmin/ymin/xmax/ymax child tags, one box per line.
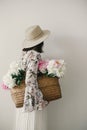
<box><xmin>22</xmin><ymin>50</ymin><xmax>48</xmax><ymax>112</ymax></box>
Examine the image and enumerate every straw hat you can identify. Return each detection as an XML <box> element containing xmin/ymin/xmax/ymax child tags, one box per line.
<box><xmin>22</xmin><ymin>25</ymin><xmax>50</xmax><ymax>48</ymax></box>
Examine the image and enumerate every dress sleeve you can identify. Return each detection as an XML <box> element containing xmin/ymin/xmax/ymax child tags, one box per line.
<box><xmin>25</xmin><ymin>51</ymin><xmax>41</xmax><ymax>86</ymax></box>
<box><xmin>23</xmin><ymin>51</ymin><xmax>48</xmax><ymax>112</ymax></box>
<box><xmin>23</xmin><ymin>51</ymin><xmax>39</xmax><ymax>112</ymax></box>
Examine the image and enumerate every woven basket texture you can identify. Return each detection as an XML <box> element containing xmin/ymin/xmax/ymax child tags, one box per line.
<box><xmin>10</xmin><ymin>76</ymin><xmax>62</xmax><ymax>108</ymax></box>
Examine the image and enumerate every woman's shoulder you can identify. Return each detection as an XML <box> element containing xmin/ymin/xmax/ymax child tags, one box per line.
<box><xmin>28</xmin><ymin>50</ymin><xmax>39</xmax><ymax>54</ymax></box>
<box><xmin>22</xmin><ymin>50</ymin><xmax>41</xmax><ymax>60</ymax></box>
<box><xmin>27</xmin><ymin>50</ymin><xmax>40</xmax><ymax>57</ymax></box>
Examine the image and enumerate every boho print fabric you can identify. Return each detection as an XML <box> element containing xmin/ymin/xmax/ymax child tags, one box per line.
<box><xmin>22</xmin><ymin>50</ymin><xmax>48</xmax><ymax>112</ymax></box>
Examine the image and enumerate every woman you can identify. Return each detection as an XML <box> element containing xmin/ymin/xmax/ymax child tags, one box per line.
<box><xmin>15</xmin><ymin>25</ymin><xmax>50</xmax><ymax>130</ymax></box>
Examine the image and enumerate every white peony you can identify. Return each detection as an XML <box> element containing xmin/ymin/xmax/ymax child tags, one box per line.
<box><xmin>47</xmin><ymin>59</ymin><xmax>66</xmax><ymax>78</ymax></box>
<box><xmin>56</xmin><ymin>63</ymin><xmax>66</xmax><ymax>77</ymax></box>
<box><xmin>2</xmin><ymin>60</ymin><xmax>25</xmax><ymax>88</ymax></box>
<box><xmin>3</xmin><ymin>73</ymin><xmax>16</xmax><ymax>88</ymax></box>
<box><xmin>9</xmin><ymin>60</ymin><xmax>24</xmax><ymax>75</ymax></box>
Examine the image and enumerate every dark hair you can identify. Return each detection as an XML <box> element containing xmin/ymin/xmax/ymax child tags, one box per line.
<box><xmin>22</xmin><ymin>42</ymin><xmax>44</xmax><ymax>53</ymax></box>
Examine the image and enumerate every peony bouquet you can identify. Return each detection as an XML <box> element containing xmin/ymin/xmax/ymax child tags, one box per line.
<box><xmin>1</xmin><ymin>59</ymin><xmax>65</xmax><ymax>90</ymax></box>
<box><xmin>38</xmin><ymin>59</ymin><xmax>65</xmax><ymax>77</ymax></box>
<box><xmin>1</xmin><ymin>61</ymin><xmax>25</xmax><ymax>89</ymax></box>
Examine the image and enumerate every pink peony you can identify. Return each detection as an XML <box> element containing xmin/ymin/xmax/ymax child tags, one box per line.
<box><xmin>1</xmin><ymin>83</ymin><xmax>9</xmax><ymax>90</ymax></box>
<box><xmin>38</xmin><ymin>60</ymin><xmax>49</xmax><ymax>73</ymax></box>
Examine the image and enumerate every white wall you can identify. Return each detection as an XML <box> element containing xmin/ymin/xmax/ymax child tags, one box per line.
<box><xmin>0</xmin><ymin>0</ymin><xmax>87</xmax><ymax>130</ymax></box>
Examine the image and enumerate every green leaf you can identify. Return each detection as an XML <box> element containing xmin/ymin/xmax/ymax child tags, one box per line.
<box><xmin>17</xmin><ymin>80</ymin><xmax>21</xmax><ymax>85</ymax></box>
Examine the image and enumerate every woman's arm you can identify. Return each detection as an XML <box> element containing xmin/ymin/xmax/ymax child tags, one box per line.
<box><xmin>23</xmin><ymin>51</ymin><xmax>48</xmax><ymax>112</ymax></box>
<box><xmin>23</xmin><ymin>51</ymin><xmax>40</xmax><ymax>112</ymax></box>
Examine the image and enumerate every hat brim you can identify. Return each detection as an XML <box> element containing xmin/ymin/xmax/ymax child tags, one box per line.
<box><xmin>22</xmin><ymin>30</ymin><xmax>50</xmax><ymax>49</ymax></box>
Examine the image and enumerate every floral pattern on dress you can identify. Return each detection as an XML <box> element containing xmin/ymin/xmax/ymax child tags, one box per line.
<box><xmin>21</xmin><ymin>50</ymin><xmax>48</xmax><ymax>112</ymax></box>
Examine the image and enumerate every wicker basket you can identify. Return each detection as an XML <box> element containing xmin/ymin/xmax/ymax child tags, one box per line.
<box><xmin>10</xmin><ymin>76</ymin><xmax>62</xmax><ymax>108</ymax></box>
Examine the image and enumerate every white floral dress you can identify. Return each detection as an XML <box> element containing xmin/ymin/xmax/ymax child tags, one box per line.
<box><xmin>15</xmin><ymin>50</ymin><xmax>48</xmax><ymax>130</ymax></box>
